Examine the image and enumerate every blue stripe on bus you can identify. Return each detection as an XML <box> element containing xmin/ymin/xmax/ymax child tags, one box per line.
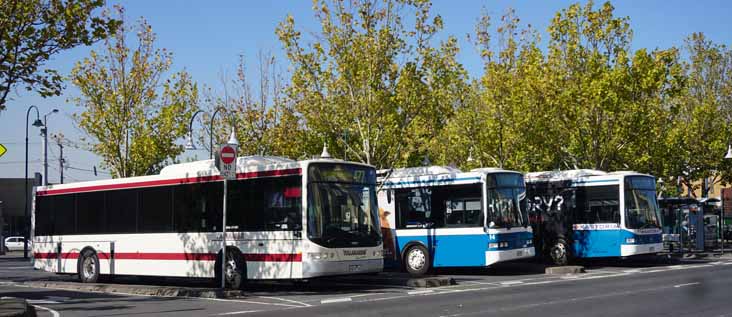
<box><xmin>394</xmin><ymin>230</ymin><xmax>532</xmax><ymax>267</ymax></box>
<box><xmin>382</xmin><ymin>177</ymin><xmax>482</xmax><ymax>187</ymax></box>
<box><xmin>572</xmin><ymin>230</ymin><xmax>662</xmax><ymax>258</ymax></box>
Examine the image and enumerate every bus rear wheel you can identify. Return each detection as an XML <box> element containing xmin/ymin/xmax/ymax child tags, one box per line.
<box><xmin>548</xmin><ymin>239</ymin><xmax>569</xmax><ymax>266</ymax></box>
<box><xmin>78</xmin><ymin>249</ymin><xmax>100</xmax><ymax>283</ymax></box>
<box><xmin>404</xmin><ymin>245</ymin><xmax>430</xmax><ymax>276</ymax></box>
<box><xmin>215</xmin><ymin>249</ymin><xmax>246</xmax><ymax>290</ymax></box>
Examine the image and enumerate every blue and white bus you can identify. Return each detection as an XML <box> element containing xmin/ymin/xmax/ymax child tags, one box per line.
<box><xmin>377</xmin><ymin>166</ymin><xmax>534</xmax><ymax>276</ymax></box>
<box><xmin>525</xmin><ymin>170</ymin><xmax>663</xmax><ymax>265</ymax></box>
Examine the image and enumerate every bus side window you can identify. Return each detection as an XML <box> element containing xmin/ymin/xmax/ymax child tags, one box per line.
<box><xmin>395</xmin><ymin>188</ymin><xmax>432</xmax><ymax>229</ymax></box>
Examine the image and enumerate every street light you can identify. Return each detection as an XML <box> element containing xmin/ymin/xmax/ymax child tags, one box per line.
<box><xmin>722</xmin><ymin>145</ymin><xmax>731</xmax><ymax>255</ymax></box>
<box><xmin>186</xmin><ymin>110</ymin><xmax>204</xmax><ymax>150</ymax></box>
<box><xmin>24</xmin><ymin>106</ymin><xmax>44</xmax><ymax>259</ymax></box>
<box><xmin>41</xmin><ymin>109</ymin><xmax>59</xmax><ymax>186</ymax></box>
<box><xmin>209</xmin><ymin>107</ymin><xmax>226</xmax><ymax>159</ymax></box>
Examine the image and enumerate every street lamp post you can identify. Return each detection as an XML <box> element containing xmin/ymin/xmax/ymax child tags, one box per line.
<box><xmin>41</xmin><ymin>109</ymin><xmax>59</xmax><ymax>186</ymax></box>
<box><xmin>186</xmin><ymin>110</ymin><xmax>204</xmax><ymax>150</ymax></box>
<box><xmin>722</xmin><ymin>145</ymin><xmax>732</xmax><ymax>255</ymax></box>
<box><xmin>209</xmin><ymin>107</ymin><xmax>226</xmax><ymax>159</ymax></box>
<box><xmin>24</xmin><ymin>106</ymin><xmax>44</xmax><ymax>259</ymax></box>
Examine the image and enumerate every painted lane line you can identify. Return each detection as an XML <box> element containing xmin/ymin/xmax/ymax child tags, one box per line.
<box><xmin>33</xmin><ymin>305</ymin><xmax>60</xmax><ymax>317</ymax></box>
<box><xmin>623</xmin><ymin>269</ymin><xmax>641</xmax><ymax>273</ymax></box>
<box><xmin>674</xmin><ymin>282</ymin><xmax>700</xmax><ymax>288</ymax></box>
<box><xmin>320</xmin><ymin>297</ymin><xmax>353</xmax><ymax>304</ymax></box>
<box><xmin>500</xmin><ymin>281</ymin><xmax>523</xmax><ymax>285</ymax></box>
<box><xmin>407</xmin><ymin>290</ymin><xmax>433</xmax><ymax>295</ymax></box>
<box><xmin>202</xmin><ymin>297</ymin><xmax>302</xmax><ymax>308</ymax></box>
<box><xmin>214</xmin><ymin>310</ymin><xmax>261</xmax><ymax>316</ymax></box>
<box><xmin>256</xmin><ymin>296</ymin><xmax>311</xmax><ymax>307</ymax></box>
<box><xmin>27</xmin><ymin>299</ymin><xmax>61</xmax><ymax>304</ymax></box>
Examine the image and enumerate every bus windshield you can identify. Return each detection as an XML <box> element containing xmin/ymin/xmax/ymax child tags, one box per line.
<box><xmin>624</xmin><ymin>176</ymin><xmax>661</xmax><ymax>229</ymax></box>
<box><xmin>486</xmin><ymin>173</ymin><xmax>527</xmax><ymax>229</ymax></box>
<box><xmin>307</xmin><ymin>163</ymin><xmax>381</xmax><ymax>248</ymax></box>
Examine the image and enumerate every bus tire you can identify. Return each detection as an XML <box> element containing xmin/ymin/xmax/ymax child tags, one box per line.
<box><xmin>404</xmin><ymin>245</ymin><xmax>430</xmax><ymax>276</ymax></box>
<box><xmin>78</xmin><ymin>249</ymin><xmax>100</xmax><ymax>283</ymax></box>
<box><xmin>548</xmin><ymin>238</ymin><xmax>570</xmax><ymax>266</ymax></box>
<box><xmin>215</xmin><ymin>248</ymin><xmax>246</xmax><ymax>290</ymax></box>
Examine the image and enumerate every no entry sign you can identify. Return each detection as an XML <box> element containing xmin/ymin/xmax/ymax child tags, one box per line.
<box><xmin>219</xmin><ymin>144</ymin><xmax>237</xmax><ymax>180</ymax></box>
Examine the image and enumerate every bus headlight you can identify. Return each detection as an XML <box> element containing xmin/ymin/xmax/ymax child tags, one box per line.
<box><xmin>499</xmin><ymin>242</ymin><xmax>509</xmax><ymax>248</ymax></box>
<box><xmin>625</xmin><ymin>238</ymin><xmax>635</xmax><ymax>244</ymax></box>
<box><xmin>372</xmin><ymin>250</ymin><xmax>384</xmax><ymax>257</ymax></box>
<box><xmin>489</xmin><ymin>243</ymin><xmax>499</xmax><ymax>249</ymax></box>
<box><xmin>526</xmin><ymin>239</ymin><xmax>533</xmax><ymax>246</ymax></box>
<box><xmin>308</xmin><ymin>252</ymin><xmax>335</xmax><ymax>260</ymax></box>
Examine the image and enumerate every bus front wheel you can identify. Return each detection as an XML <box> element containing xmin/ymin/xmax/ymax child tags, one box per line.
<box><xmin>78</xmin><ymin>249</ymin><xmax>100</xmax><ymax>283</ymax></box>
<box><xmin>215</xmin><ymin>248</ymin><xmax>246</xmax><ymax>290</ymax></box>
<box><xmin>548</xmin><ymin>239</ymin><xmax>569</xmax><ymax>266</ymax></box>
<box><xmin>404</xmin><ymin>245</ymin><xmax>430</xmax><ymax>276</ymax></box>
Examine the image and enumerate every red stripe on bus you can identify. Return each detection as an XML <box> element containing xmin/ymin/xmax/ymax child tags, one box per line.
<box><xmin>236</xmin><ymin>168</ymin><xmax>301</xmax><ymax>180</ymax></box>
<box><xmin>33</xmin><ymin>252</ymin><xmax>302</xmax><ymax>262</ymax></box>
<box><xmin>113</xmin><ymin>253</ymin><xmax>218</xmax><ymax>261</ymax></box>
<box><xmin>36</xmin><ymin>168</ymin><xmax>302</xmax><ymax>196</ymax></box>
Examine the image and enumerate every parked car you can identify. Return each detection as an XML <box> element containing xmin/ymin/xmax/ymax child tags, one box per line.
<box><xmin>3</xmin><ymin>236</ymin><xmax>30</xmax><ymax>252</ymax></box>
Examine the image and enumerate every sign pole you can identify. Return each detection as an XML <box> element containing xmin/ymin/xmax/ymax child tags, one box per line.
<box><xmin>222</xmin><ymin>177</ymin><xmax>227</xmax><ymax>289</ymax></box>
<box><xmin>217</xmin><ymin>137</ymin><xmax>238</xmax><ymax>289</ymax></box>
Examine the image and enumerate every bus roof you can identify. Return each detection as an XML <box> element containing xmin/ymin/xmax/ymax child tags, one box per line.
<box><xmin>525</xmin><ymin>169</ymin><xmax>653</xmax><ymax>184</ymax></box>
<box><xmin>35</xmin><ymin>156</ymin><xmax>372</xmax><ymax>195</ymax></box>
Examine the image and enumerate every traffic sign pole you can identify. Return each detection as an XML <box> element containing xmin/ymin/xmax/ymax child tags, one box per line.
<box><xmin>218</xmin><ymin>143</ymin><xmax>237</xmax><ymax>289</ymax></box>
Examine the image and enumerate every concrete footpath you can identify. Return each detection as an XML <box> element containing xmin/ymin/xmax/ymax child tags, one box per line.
<box><xmin>0</xmin><ymin>298</ymin><xmax>35</xmax><ymax>317</ymax></box>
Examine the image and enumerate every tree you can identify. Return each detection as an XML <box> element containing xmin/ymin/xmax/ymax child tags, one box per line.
<box><xmin>202</xmin><ymin>52</ymin><xmax>306</xmax><ymax>159</ymax></box>
<box><xmin>669</xmin><ymin>33</ymin><xmax>732</xmax><ymax>197</ymax></box>
<box><xmin>277</xmin><ymin>0</ymin><xmax>468</xmax><ymax>168</ymax></box>
<box><xmin>70</xmin><ymin>7</ymin><xmax>198</xmax><ymax>177</ymax></box>
<box><xmin>0</xmin><ymin>0</ymin><xmax>120</xmax><ymax>111</ymax></box>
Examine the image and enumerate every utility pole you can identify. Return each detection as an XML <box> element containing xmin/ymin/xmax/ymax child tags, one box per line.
<box><xmin>57</xmin><ymin>137</ymin><xmax>64</xmax><ymax>184</ymax></box>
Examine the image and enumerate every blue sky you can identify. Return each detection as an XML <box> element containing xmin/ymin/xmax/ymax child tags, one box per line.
<box><xmin>1</xmin><ymin>0</ymin><xmax>731</xmax><ymax>182</ymax></box>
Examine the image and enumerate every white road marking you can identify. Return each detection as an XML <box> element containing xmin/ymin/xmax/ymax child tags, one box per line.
<box><xmin>215</xmin><ymin>310</ymin><xmax>261</xmax><ymax>316</ymax></box>
<box><xmin>407</xmin><ymin>290</ymin><xmax>433</xmax><ymax>295</ymax></box>
<box><xmin>256</xmin><ymin>296</ymin><xmax>311</xmax><ymax>307</ymax></box>
<box><xmin>33</xmin><ymin>305</ymin><xmax>60</xmax><ymax>317</ymax></box>
<box><xmin>320</xmin><ymin>297</ymin><xmax>352</xmax><ymax>304</ymax></box>
<box><xmin>27</xmin><ymin>299</ymin><xmax>61</xmax><ymax>304</ymax></box>
<box><xmin>673</xmin><ymin>282</ymin><xmax>700</xmax><ymax>288</ymax></box>
<box><xmin>623</xmin><ymin>269</ymin><xmax>641</xmax><ymax>273</ymax></box>
<box><xmin>201</xmin><ymin>297</ymin><xmax>302</xmax><ymax>308</ymax></box>
<box><xmin>500</xmin><ymin>281</ymin><xmax>523</xmax><ymax>285</ymax></box>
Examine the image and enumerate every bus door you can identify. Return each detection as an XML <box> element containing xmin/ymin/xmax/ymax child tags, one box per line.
<box><xmin>573</xmin><ymin>186</ymin><xmax>621</xmax><ymax>257</ymax></box>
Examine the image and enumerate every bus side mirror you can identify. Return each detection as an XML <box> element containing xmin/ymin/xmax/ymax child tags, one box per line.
<box><xmin>387</xmin><ymin>190</ymin><xmax>392</xmax><ymax>204</ymax></box>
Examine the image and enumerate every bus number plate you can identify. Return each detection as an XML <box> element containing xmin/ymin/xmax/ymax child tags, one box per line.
<box><xmin>349</xmin><ymin>265</ymin><xmax>361</xmax><ymax>272</ymax></box>
<box><xmin>649</xmin><ymin>247</ymin><xmax>655</xmax><ymax>252</ymax></box>
<box><xmin>516</xmin><ymin>250</ymin><xmax>523</xmax><ymax>257</ymax></box>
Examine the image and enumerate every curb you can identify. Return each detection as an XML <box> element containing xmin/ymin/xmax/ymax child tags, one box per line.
<box><xmin>0</xmin><ymin>298</ymin><xmax>36</xmax><ymax>317</ymax></box>
<box><xmin>21</xmin><ymin>281</ymin><xmax>233</xmax><ymax>299</ymax></box>
<box><xmin>545</xmin><ymin>266</ymin><xmax>585</xmax><ymax>275</ymax></box>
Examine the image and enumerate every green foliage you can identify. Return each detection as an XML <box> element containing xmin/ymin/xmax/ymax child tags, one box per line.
<box><xmin>202</xmin><ymin>52</ymin><xmax>305</xmax><ymax>160</ymax></box>
<box><xmin>0</xmin><ymin>0</ymin><xmax>120</xmax><ymax>111</ymax></box>
<box><xmin>70</xmin><ymin>7</ymin><xmax>197</xmax><ymax>177</ymax></box>
<box><xmin>276</xmin><ymin>0</ymin><xmax>468</xmax><ymax>168</ymax></box>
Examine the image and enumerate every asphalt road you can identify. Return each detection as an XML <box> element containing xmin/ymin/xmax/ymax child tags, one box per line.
<box><xmin>2</xmin><ymin>251</ymin><xmax>732</xmax><ymax>316</ymax></box>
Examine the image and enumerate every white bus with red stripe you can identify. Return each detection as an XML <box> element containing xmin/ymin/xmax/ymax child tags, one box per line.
<box><xmin>32</xmin><ymin>156</ymin><xmax>383</xmax><ymax>288</ymax></box>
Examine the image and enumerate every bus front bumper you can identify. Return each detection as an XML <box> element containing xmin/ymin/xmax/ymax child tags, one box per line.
<box><xmin>302</xmin><ymin>258</ymin><xmax>383</xmax><ymax>278</ymax></box>
<box><xmin>486</xmin><ymin>247</ymin><xmax>535</xmax><ymax>266</ymax></box>
<box><xmin>620</xmin><ymin>243</ymin><xmax>663</xmax><ymax>256</ymax></box>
